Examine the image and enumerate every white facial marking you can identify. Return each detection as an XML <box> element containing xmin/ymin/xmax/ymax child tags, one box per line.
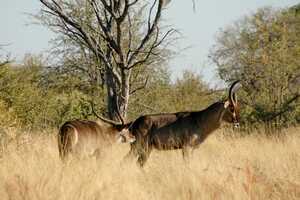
<box><xmin>224</xmin><ymin>101</ymin><xmax>230</xmax><ymax>108</ymax></box>
<box><xmin>116</xmin><ymin>128</ymin><xmax>136</xmax><ymax>143</ymax></box>
<box><xmin>234</xmin><ymin>122</ymin><xmax>240</xmax><ymax>128</ymax></box>
<box><xmin>128</xmin><ymin>137</ymin><xmax>136</xmax><ymax>143</ymax></box>
<box><xmin>116</xmin><ymin>135</ymin><xmax>125</xmax><ymax>143</ymax></box>
<box><xmin>190</xmin><ymin>134</ymin><xmax>199</xmax><ymax>145</ymax></box>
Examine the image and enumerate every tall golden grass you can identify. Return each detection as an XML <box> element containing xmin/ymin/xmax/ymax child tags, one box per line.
<box><xmin>0</xmin><ymin>127</ymin><xmax>299</xmax><ymax>200</ymax></box>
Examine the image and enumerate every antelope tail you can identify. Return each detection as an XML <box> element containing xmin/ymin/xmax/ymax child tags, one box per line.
<box><xmin>58</xmin><ymin>124</ymin><xmax>78</xmax><ymax>160</ymax></box>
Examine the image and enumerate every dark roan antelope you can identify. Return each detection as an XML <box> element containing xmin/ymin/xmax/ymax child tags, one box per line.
<box><xmin>126</xmin><ymin>80</ymin><xmax>241</xmax><ymax>167</ymax></box>
<box><xmin>58</xmin><ymin>116</ymin><xmax>135</xmax><ymax>160</ymax></box>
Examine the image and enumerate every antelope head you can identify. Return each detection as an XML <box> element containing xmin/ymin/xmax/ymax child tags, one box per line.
<box><xmin>223</xmin><ymin>80</ymin><xmax>241</xmax><ymax>128</ymax></box>
<box><xmin>116</xmin><ymin>126</ymin><xmax>136</xmax><ymax>144</ymax></box>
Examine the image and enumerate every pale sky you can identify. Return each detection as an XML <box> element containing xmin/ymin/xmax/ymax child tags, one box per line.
<box><xmin>0</xmin><ymin>0</ymin><xmax>299</xmax><ymax>85</ymax></box>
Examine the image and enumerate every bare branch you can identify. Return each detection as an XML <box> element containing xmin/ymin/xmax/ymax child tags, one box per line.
<box><xmin>115</xmin><ymin>94</ymin><xmax>125</xmax><ymax>125</ymax></box>
<box><xmin>99</xmin><ymin>0</ymin><xmax>115</xmax><ymax>17</ymax></box>
<box><xmin>129</xmin><ymin>0</ymin><xmax>139</xmax><ymax>6</ymax></box>
<box><xmin>130</xmin><ymin>76</ymin><xmax>149</xmax><ymax>95</ymax></box>
<box><xmin>89</xmin><ymin>0</ymin><xmax>121</xmax><ymax>55</ymax></box>
<box><xmin>117</xmin><ymin>0</ymin><xmax>129</xmax><ymax>23</ymax></box>
<box><xmin>263</xmin><ymin>93</ymin><xmax>300</xmax><ymax>122</ymax></box>
<box><xmin>135</xmin><ymin>101</ymin><xmax>158</xmax><ymax>112</ymax></box>
<box><xmin>128</xmin><ymin>27</ymin><xmax>175</xmax><ymax>69</ymax></box>
<box><xmin>89</xmin><ymin>100</ymin><xmax>123</xmax><ymax>124</ymax></box>
<box><xmin>127</xmin><ymin>0</ymin><xmax>164</xmax><ymax>66</ymax></box>
<box><xmin>40</xmin><ymin>0</ymin><xmax>97</xmax><ymax>55</ymax></box>
<box><xmin>126</xmin><ymin>13</ymin><xmax>133</xmax><ymax>62</ymax></box>
<box><xmin>148</xmin><ymin>0</ymin><xmax>157</xmax><ymax>30</ymax></box>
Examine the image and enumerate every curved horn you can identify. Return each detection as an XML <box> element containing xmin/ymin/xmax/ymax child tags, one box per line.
<box><xmin>115</xmin><ymin>96</ymin><xmax>125</xmax><ymax>126</ymax></box>
<box><xmin>228</xmin><ymin>80</ymin><xmax>241</xmax><ymax>106</ymax></box>
<box><xmin>116</xmin><ymin>108</ymin><xmax>125</xmax><ymax>126</ymax></box>
<box><xmin>233</xmin><ymin>93</ymin><xmax>237</xmax><ymax>105</ymax></box>
<box><xmin>89</xmin><ymin>101</ymin><xmax>121</xmax><ymax>125</ymax></box>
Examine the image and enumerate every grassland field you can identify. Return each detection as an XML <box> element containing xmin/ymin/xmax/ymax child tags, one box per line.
<box><xmin>0</xmin><ymin>127</ymin><xmax>299</xmax><ymax>200</ymax></box>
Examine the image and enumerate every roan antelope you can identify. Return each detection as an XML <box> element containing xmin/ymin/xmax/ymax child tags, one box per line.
<box><xmin>125</xmin><ymin>80</ymin><xmax>241</xmax><ymax>167</ymax></box>
<box><xmin>58</xmin><ymin>116</ymin><xmax>135</xmax><ymax>160</ymax></box>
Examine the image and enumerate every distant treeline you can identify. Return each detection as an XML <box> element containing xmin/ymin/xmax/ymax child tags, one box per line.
<box><xmin>0</xmin><ymin>55</ymin><xmax>214</xmax><ymax>130</ymax></box>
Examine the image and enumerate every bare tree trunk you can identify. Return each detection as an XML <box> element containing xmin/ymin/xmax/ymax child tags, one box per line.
<box><xmin>105</xmin><ymin>67</ymin><xmax>131</xmax><ymax>121</ymax></box>
<box><xmin>120</xmin><ymin>68</ymin><xmax>132</xmax><ymax>119</ymax></box>
<box><xmin>106</xmin><ymin>69</ymin><xmax>119</xmax><ymax>121</ymax></box>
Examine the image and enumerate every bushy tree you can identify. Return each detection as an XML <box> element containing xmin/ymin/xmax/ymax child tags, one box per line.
<box><xmin>210</xmin><ymin>7</ymin><xmax>300</xmax><ymax>131</ymax></box>
<box><xmin>170</xmin><ymin>71</ymin><xmax>212</xmax><ymax>111</ymax></box>
<box><xmin>0</xmin><ymin>55</ymin><xmax>98</xmax><ymax>129</ymax></box>
<box><xmin>127</xmin><ymin>69</ymin><xmax>213</xmax><ymax>120</ymax></box>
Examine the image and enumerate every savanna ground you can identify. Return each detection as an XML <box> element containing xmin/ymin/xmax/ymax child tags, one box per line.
<box><xmin>0</xmin><ymin>127</ymin><xmax>299</xmax><ymax>200</ymax></box>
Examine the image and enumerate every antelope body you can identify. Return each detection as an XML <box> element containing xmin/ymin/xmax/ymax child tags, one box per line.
<box><xmin>126</xmin><ymin>81</ymin><xmax>241</xmax><ymax>167</ymax></box>
<box><xmin>58</xmin><ymin>118</ymin><xmax>134</xmax><ymax>160</ymax></box>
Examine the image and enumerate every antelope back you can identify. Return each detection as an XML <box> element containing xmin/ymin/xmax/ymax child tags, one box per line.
<box><xmin>58</xmin><ymin>120</ymin><xmax>119</xmax><ymax>159</ymax></box>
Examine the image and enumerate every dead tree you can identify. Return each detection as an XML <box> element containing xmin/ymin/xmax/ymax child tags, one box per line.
<box><xmin>39</xmin><ymin>0</ymin><xmax>175</xmax><ymax>121</ymax></box>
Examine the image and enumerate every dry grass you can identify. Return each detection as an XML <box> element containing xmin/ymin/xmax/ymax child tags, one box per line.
<box><xmin>0</xmin><ymin>127</ymin><xmax>299</xmax><ymax>200</ymax></box>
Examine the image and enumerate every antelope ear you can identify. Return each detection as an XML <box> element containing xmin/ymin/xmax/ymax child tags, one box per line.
<box><xmin>224</xmin><ymin>100</ymin><xmax>230</xmax><ymax>108</ymax></box>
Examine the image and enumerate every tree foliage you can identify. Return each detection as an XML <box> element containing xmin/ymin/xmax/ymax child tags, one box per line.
<box><xmin>0</xmin><ymin>54</ymin><xmax>212</xmax><ymax>130</ymax></box>
<box><xmin>210</xmin><ymin>7</ymin><xmax>300</xmax><ymax>130</ymax></box>
<box><xmin>0</xmin><ymin>55</ymin><xmax>97</xmax><ymax>129</ymax></box>
<box><xmin>0</xmin><ymin>45</ymin><xmax>10</xmax><ymax>67</ymax></box>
